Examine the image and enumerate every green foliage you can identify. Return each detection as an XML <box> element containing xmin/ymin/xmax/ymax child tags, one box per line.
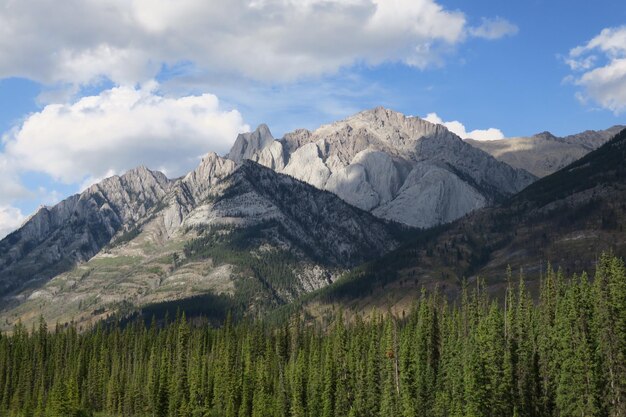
<box><xmin>1</xmin><ymin>255</ymin><xmax>625</xmax><ymax>416</ymax></box>
<box><xmin>109</xmin><ymin>227</ymin><xmax>141</xmax><ymax>247</ymax></box>
<box><xmin>183</xmin><ymin>224</ymin><xmax>311</xmax><ymax>307</ymax></box>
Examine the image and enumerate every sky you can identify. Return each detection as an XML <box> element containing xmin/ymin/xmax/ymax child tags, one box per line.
<box><xmin>0</xmin><ymin>0</ymin><xmax>625</xmax><ymax>238</ymax></box>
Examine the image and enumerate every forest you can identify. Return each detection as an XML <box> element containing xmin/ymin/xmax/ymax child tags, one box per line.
<box><xmin>0</xmin><ymin>254</ymin><xmax>625</xmax><ymax>417</ymax></box>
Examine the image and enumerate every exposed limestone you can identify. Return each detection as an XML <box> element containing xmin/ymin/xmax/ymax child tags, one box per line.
<box><xmin>229</xmin><ymin>107</ymin><xmax>536</xmax><ymax>228</ymax></box>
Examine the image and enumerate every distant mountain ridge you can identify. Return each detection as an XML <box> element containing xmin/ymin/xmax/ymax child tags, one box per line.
<box><xmin>227</xmin><ymin>107</ymin><xmax>536</xmax><ymax>228</ymax></box>
<box><xmin>466</xmin><ymin>125</ymin><xmax>624</xmax><ymax>177</ymax></box>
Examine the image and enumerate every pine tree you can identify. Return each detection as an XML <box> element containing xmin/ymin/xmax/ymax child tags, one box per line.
<box><xmin>380</xmin><ymin>315</ymin><xmax>400</xmax><ymax>417</ymax></box>
<box><xmin>593</xmin><ymin>255</ymin><xmax>626</xmax><ymax>416</ymax></box>
<box><xmin>555</xmin><ymin>274</ymin><xmax>599</xmax><ymax>416</ymax></box>
<box><xmin>0</xmin><ymin>255</ymin><xmax>623</xmax><ymax>417</ymax></box>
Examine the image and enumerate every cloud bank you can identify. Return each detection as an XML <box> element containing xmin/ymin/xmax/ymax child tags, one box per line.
<box><xmin>565</xmin><ymin>26</ymin><xmax>626</xmax><ymax>113</ymax></box>
<box><xmin>423</xmin><ymin>113</ymin><xmax>505</xmax><ymax>141</ymax></box>
<box><xmin>0</xmin><ymin>0</ymin><xmax>517</xmax><ymax>86</ymax></box>
<box><xmin>1</xmin><ymin>82</ymin><xmax>248</xmax><ymax>190</ymax></box>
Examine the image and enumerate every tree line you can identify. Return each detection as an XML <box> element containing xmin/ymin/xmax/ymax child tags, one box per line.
<box><xmin>0</xmin><ymin>254</ymin><xmax>625</xmax><ymax>417</ymax></box>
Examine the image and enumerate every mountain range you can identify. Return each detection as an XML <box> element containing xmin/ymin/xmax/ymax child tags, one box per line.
<box><xmin>0</xmin><ymin>107</ymin><xmax>623</xmax><ymax>330</ymax></box>
<box><xmin>466</xmin><ymin>125</ymin><xmax>624</xmax><ymax>177</ymax></box>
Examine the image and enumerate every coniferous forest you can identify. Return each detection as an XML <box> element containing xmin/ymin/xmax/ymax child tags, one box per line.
<box><xmin>1</xmin><ymin>254</ymin><xmax>625</xmax><ymax>417</ymax></box>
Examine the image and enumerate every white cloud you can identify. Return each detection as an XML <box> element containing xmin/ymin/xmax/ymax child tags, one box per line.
<box><xmin>0</xmin><ymin>206</ymin><xmax>26</xmax><ymax>240</ymax></box>
<box><xmin>469</xmin><ymin>17</ymin><xmax>519</xmax><ymax>40</ymax></box>
<box><xmin>565</xmin><ymin>26</ymin><xmax>626</xmax><ymax>113</ymax></box>
<box><xmin>0</xmin><ymin>155</ymin><xmax>31</xmax><ymax>203</ymax></box>
<box><xmin>0</xmin><ymin>0</ymin><xmax>475</xmax><ymax>85</ymax></box>
<box><xmin>1</xmin><ymin>82</ymin><xmax>248</xmax><ymax>185</ymax></box>
<box><xmin>423</xmin><ymin>113</ymin><xmax>505</xmax><ymax>141</ymax></box>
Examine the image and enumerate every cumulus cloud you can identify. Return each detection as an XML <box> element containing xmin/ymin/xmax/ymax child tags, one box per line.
<box><xmin>565</xmin><ymin>26</ymin><xmax>626</xmax><ymax>113</ymax></box>
<box><xmin>0</xmin><ymin>0</ymin><xmax>474</xmax><ymax>85</ymax></box>
<box><xmin>469</xmin><ymin>17</ymin><xmax>519</xmax><ymax>40</ymax></box>
<box><xmin>0</xmin><ymin>206</ymin><xmax>25</xmax><ymax>239</ymax></box>
<box><xmin>423</xmin><ymin>113</ymin><xmax>505</xmax><ymax>141</ymax></box>
<box><xmin>1</xmin><ymin>82</ymin><xmax>248</xmax><ymax>184</ymax></box>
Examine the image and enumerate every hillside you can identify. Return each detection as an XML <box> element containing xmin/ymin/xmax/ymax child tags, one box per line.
<box><xmin>0</xmin><ymin>167</ymin><xmax>172</xmax><ymax>297</ymax></box>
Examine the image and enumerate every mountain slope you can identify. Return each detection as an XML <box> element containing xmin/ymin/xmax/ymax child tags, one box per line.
<box><xmin>307</xmin><ymin>127</ymin><xmax>626</xmax><ymax>313</ymax></box>
<box><xmin>227</xmin><ymin>107</ymin><xmax>536</xmax><ymax>228</ymax></box>
<box><xmin>0</xmin><ymin>156</ymin><xmax>402</xmax><ymax>330</ymax></box>
<box><xmin>0</xmin><ymin>167</ymin><xmax>171</xmax><ymax>297</ymax></box>
<box><xmin>466</xmin><ymin>125</ymin><xmax>624</xmax><ymax>177</ymax></box>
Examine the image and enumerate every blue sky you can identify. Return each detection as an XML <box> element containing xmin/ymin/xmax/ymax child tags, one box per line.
<box><xmin>0</xmin><ymin>0</ymin><xmax>625</xmax><ymax>237</ymax></box>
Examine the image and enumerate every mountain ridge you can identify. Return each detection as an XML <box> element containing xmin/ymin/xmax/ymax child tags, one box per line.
<box><xmin>466</xmin><ymin>125</ymin><xmax>624</xmax><ymax>177</ymax></box>
<box><xmin>0</xmin><ymin>166</ymin><xmax>172</xmax><ymax>297</ymax></box>
<box><xmin>227</xmin><ymin>107</ymin><xmax>536</xmax><ymax>228</ymax></box>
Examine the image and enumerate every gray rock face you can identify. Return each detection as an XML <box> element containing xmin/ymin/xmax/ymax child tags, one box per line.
<box><xmin>0</xmin><ymin>167</ymin><xmax>171</xmax><ymax>295</ymax></box>
<box><xmin>227</xmin><ymin>124</ymin><xmax>276</xmax><ymax>164</ymax></box>
<box><xmin>229</xmin><ymin>107</ymin><xmax>536</xmax><ymax>228</ymax></box>
<box><xmin>227</xmin><ymin>124</ymin><xmax>287</xmax><ymax>171</ymax></box>
<box><xmin>466</xmin><ymin>125</ymin><xmax>625</xmax><ymax>178</ymax></box>
<box><xmin>160</xmin><ymin>152</ymin><xmax>237</xmax><ymax>235</ymax></box>
<box><xmin>283</xmin><ymin>143</ymin><xmax>331</xmax><ymax>189</ymax></box>
<box><xmin>372</xmin><ymin>164</ymin><xmax>486</xmax><ymax>228</ymax></box>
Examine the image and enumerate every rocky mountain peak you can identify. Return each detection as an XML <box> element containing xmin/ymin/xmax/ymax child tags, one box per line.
<box><xmin>0</xmin><ymin>163</ymin><xmax>174</xmax><ymax>296</ymax></box>
<box><xmin>532</xmin><ymin>131</ymin><xmax>558</xmax><ymax>141</ymax></box>
<box><xmin>224</xmin><ymin>108</ymin><xmax>535</xmax><ymax>228</ymax></box>
<box><xmin>84</xmin><ymin>165</ymin><xmax>170</xmax><ymax>198</ymax></box>
<box><xmin>316</xmin><ymin>106</ymin><xmax>450</xmax><ymax>148</ymax></box>
<box><xmin>184</xmin><ymin>152</ymin><xmax>236</xmax><ymax>186</ymax></box>
<box><xmin>227</xmin><ymin>124</ymin><xmax>275</xmax><ymax>164</ymax></box>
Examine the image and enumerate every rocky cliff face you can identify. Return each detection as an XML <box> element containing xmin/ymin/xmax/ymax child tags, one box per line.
<box><xmin>227</xmin><ymin>107</ymin><xmax>536</xmax><ymax>228</ymax></box>
<box><xmin>466</xmin><ymin>125</ymin><xmax>624</xmax><ymax>177</ymax></box>
<box><xmin>0</xmin><ymin>167</ymin><xmax>171</xmax><ymax>296</ymax></box>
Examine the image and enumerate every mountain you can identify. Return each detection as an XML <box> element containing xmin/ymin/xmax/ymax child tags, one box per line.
<box><xmin>306</xmin><ymin>127</ymin><xmax>626</xmax><ymax>314</ymax></box>
<box><xmin>227</xmin><ymin>107</ymin><xmax>536</xmax><ymax>228</ymax></box>
<box><xmin>466</xmin><ymin>125</ymin><xmax>624</xmax><ymax>177</ymax></box>
<box><xmin>0</xmin><ymin>167</ymin><xmax>172</xmax><ymax>297</ymax></box>
<box><xmin>0</xmin><ymin>154</ymin><xmax>402</xmax><ymax>330</ymax></box>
